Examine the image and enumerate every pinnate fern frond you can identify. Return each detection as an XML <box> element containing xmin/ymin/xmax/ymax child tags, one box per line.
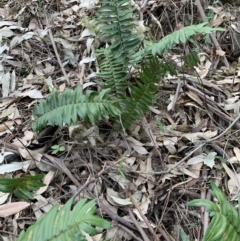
<box><xmin>96</xmin><ymin>0</ymin><xmax>141</xmax><ymax>97</ymax></box>
<box><xmin>187</xmin><ymin>182</ymin><xmax>240</xmax><ymax>241</ymax></box>
<box><xmin>32</xmin><ymin>86</ymin><xmax>121</xmax><ymax>132</ymax></box>
<box><xmin>17</xmin><ymin>198</ymin><xmax>111</xmax><ymax>241</ymax></box>
<box><xmin>131</xmin><ymin>23</ymin><xmax>224</xmax><ymax>61</ymax></box>
<box><xmin>117</xmin><ymin>57</ymin><xmax>177</xmax><ymax>129</ymax></box>
<box><xmin>97</xmin><ymin>0</ymin><xmax>141</xmax><ymax>56</ymax></box>
<box><xmin>151</xmin><ymin>23</ymin><xmax>224</xmax><ymax>56</ymax></box>
<box><xmin>97</xmin><ymin>48</ymin><xmax>129</xmax><ymax>96</ymax></box>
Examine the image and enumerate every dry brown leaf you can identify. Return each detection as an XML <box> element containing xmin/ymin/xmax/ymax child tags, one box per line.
<box><xmin>34</xmin><ymin>194</ymin><xmax>54</xmax><ymax>213</ymax></box>
<box><xmin>183</xmin><ymin>130</ymin><xmax>217</xmax><ymax>141</ymax></box>
<box><xmin>0</xmin><ymin>121</ymin><xmax>13</xmax><ymax>132</ymax></box>
<box><xmin>108</xmin><ymin>173</ymin><xmax>135</xmax><ymax>190</ymax></box>
<box><xmin>187</xmin><ymin>155</ymin><xmax>205</xmax><ymax>165</ymax></box>
<box><xmin>129</xmin><ymin>142</ymin><xmax>148</xmax><ymax>154</ymax></box>
<box><xmin>186</xmin><ymin>90</ymin><xmax>203</xmax><ymax>106</ymax></box>
<box><xmin>133</xmin><ymin>195</ymin><xmax>150</xmax><ymax>220</ymax></box>
<box><xmin>210</xmin><ymin>17</ymin><xmax>224</xmax><ymax>27</ymax></box>
<box><xmin>106</xmin><ymin>227</ymin><xmax>132</xmax><ymax>241</ymax></box>
<box><xmin>161</xmin><ymin>173</ymin><xmax>176</xmax><ymax>183</ymax></box>
<box><xmin>81</xmin><ymin>230</ymin><xmax>94</xmax><ymax>241</ymax></box>
<box><xmin>215</xmin><ymin>78</ymin><xmax>236</xmax><ymax>85</ymax></box>
<box><xmin>228</xmin><ymin>173</ymin><xmax>240</xmax><ymax>195</ymax></box>
<box><xmin>106</xmin><ymin>188</ymin><xmax>124</xmax><ymax>206</ymax></box>
<box><xmin>149</xmin><ymin>106</ymin><xmax>161</xmax><ymax>114</ymax></box>
<box><xmin>111</xmin><ymin>196</ymin><xmax>132</xmax><ymax>206</ymax></box>
<box><xmin>0</xmin><ymin>161</ymin><xmax>32</xmax><ymax>174</ymax></box>
<box><xmin>0</xmin><ymin>202</ymin><xmax>30</xmax><ymax>217</ymax></box>
<box><xmin>100</xmin><ymin>196</ymin><xmax>118</xmax><ymax>214</ymax></box>
<box><xmin>179</xmin><ymin>167</ymin><xmax>199</xmax><ymax>178</ymax></box>
<box><xmin>126</xmin><ymin>136</ymin><xmax>144</xmax><ymax>146</ymax></box>
<box><xmin>135</xmin><ymin>158</ymin><xmax>153</xmax><ymax>186</ymax></box>
<box><xmin>92</xmin><ymin>233</ymin><xmax>103</xmax><ymax>241</ymax></box>
<box><xmin>31</xmin><ymin>202</ymin><xmax>44</xmax><ymax>219</ymax></box>
<box><xmin>36</xmin><ymin>170</ymin><xmax>55</xmax><ymax>195</ymax></box>
<box><xmin>222</xmin><ymin>163</ymin><xmax>239</xmax><ymax>189</ymax></box>
<box><xmin>189</xmin><ymin>163</ymin><xmax>203</xmax><ymax>177</ymax></box>
<box><xmin>0</xmin><ymin>106</ymin><xmax>15</xmax><ymax>119</ymax></box>
<box><xmin>229</xmin><ymin>156</ymin><xmax>238</xmax><ymax>164</ymax></box>
<box><xmin>233</xmin><ymin>147</ymin><xmax>240</xmax><ymax>163</ymax></box>
<box><xmin>167</xmin><ymin>94</ymin><xmax>175</xmax><ymax>111</ymax></box>
<box><xmin>171</xmin><ymin>178</ymin><xmax>193</xmax><ymax>190</ymax></box>
<box><xmin>0</xmin><ymin>192</ymin><xmax>10</xmax><ymax>205</ymax></box>
<box><xmin>18</xmin><ymin>146</ymin><xmax>46</xmax><ymax>162</ymax></box>
<box><xmin>163</xmin><ymin>137</ymin><xmax>177</xmax><ymax>154</ymax></box>
<box><xmin>216</xmin><ymin>49</ymin><xmax>225</xmax><ymax>56</ymax></box>
<box><xmin>124</xmin><ymin>157</ymin><xmax>136</xmax><ymax>166</ymax></box>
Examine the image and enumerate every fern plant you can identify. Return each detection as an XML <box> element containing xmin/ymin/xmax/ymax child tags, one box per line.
<box><xmin>17</xmin><ymin>198</ymin><xmax>111</xmax><ymax>241</ymax></box>
<box><xmin>32</xmin><ymin>0</ymin><xmax>224</xmax><ymax>132</ymax></box>
<box><xmin>187</xmin><ymin>182</ymin><xmax>240</xmax><ymax>241</ymax></box>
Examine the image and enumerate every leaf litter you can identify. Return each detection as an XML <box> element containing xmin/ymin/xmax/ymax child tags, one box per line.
<box><xmin>0</xmin><ymin>0</ymin><xmax>240</xmax><ymax>240</ymax></box>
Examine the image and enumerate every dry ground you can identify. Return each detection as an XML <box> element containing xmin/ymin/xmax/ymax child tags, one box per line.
<box><xmin>1</xmin><ymin>0</ymin><xmax>240</xmax><ymax>240</ymax></box>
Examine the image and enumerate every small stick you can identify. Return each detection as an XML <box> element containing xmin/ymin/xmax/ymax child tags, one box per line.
<box><xmin>46</xmin><ymin>17</ymin><xmax>70</xmax><ymax>84</ymax></box>
<box><xmin>117</xmin><ymin>223</ymin><xmax>143</xmax><ymax>241</ymax></box>
<box><xmin>128</xmin><ymin>208</ymin><xmax>150</xmax><ymax>241</ymax></box>
<box><xmin>195</xmin><ymin>0</ymin><xmax>229</xmax><ymax>68</ymax></box>
<box><xmin>128</xmin><ymin>191</ymin><xmax>159</xmax><ymax>241</ymax></box>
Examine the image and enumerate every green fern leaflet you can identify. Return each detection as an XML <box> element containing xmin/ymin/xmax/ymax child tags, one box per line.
<box><xmin>17</xmin><ymin>198</ymin><xmax>111</xmax><ymax>241</ymax></box>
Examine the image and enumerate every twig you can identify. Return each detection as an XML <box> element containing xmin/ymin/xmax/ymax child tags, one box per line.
<box><xmin>79</xmin><ymin>49</ymin><xmax>87</xmax><ymax>93</ymax></box>
<box><xmin>171</xmin><ymin>79</ymin><xmax>182</xmax><ymax>111</ymax></box>
<box><xmin>128</xmin><ymin>208</ymin><xmax>150</xmax><ymax>241</ymax></box>
<box><xmin>195</xmin><ymin>0</ymin><xmax>229</xmax><ymax>68</ymax></box>
<box><xmin>128</xmin><ymin>191</ymin><xmax>158</xmax><ymax>241</ymax></box>
<box><xmin>43</xmin><ymin>154</ymin><xmax>81</xmax><ymax>186</ymax></box>
<box><xmin>117</xmin><ymin>223</ymin><xmax>143</xmax><ymax>241</ymax></box>
<box><xmin>45</xmin><ymin>17</ymin><xmax>70</xmax><ymax>84</ymax></box>
<box><xmin>141</xmin><ymin>117</ymin><xmax>162</xmax><ymax>159</ymax></box>
<box><xmin>72</xmin><ymin>163</ymin><xmax>107</xmax><ymax>199</ymax></box>
<box><xmin>201</xmin><ymin>169</ymin><xmax>208</xmax><ymax>233</ymax></box>
<box><xmin>146</xmin><ymin>10</ymin><xmax>164</xmax><ymax>37</ymax></box>
<box><xmin>157</xmin><ymin>226</ymin><xmax>171</xmax><ymax>241</ymax></box>
<box><xmin>140</xmin><ymin>0</ymin><xmax>149</xmax><ymax>9</ymax></box>
<box><xmin>87</xmin><ymin>192</ymin><xmax>138</xmax><ymax>231</ymax></box>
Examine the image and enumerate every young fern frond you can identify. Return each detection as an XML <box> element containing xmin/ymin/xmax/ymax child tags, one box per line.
<box><xmin>17</xmin><ymin>198</ymin><xmax>111</xmax><ymax>241</ymax></box>
<box><xmin>187</xmin><ymin>182</ymin><xmax>240</xmax><ymax>241</ymax></box>
<box><xmin>116</xmin><ymin>57</ymin><xmax>177</xmax><ymax>129</ymax></box>
<box><xmin>32</xmin><ymin>86</ymin><xmax>121</xmax><ymax>132</ymax></box>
